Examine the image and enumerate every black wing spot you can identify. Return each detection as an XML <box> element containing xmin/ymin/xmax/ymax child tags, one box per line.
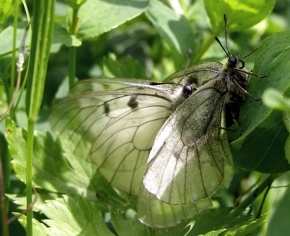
<box><xmin>104</xmin><ymin>103</ymin><xmax>110</xmax><ymax>115</ymax></box>
<box><xmin>128</xmin><ymin>96</ymin><xmax>138</xmax><ymax>109</ymax></box>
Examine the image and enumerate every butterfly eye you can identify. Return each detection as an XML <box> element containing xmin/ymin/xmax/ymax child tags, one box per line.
<box><xmin>182</xmin><ymin>84</ymin><xmax>193</xmax><ymax>98</ymax></box>
<box><xmin>228</xmin><ymin>56</ymin><xmax>237</xmax><ymax>68</ymax></box>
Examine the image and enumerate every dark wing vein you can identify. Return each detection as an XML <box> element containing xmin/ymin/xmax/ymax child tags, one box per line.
<box><xmin>143</xmin><ymin>78</ymin><xmax>234</xmax><ymax>204</ymax></box>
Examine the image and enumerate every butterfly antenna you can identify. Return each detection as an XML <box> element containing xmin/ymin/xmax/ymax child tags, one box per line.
<box><xmin>215</xmin><ymin>12</ymin><xmax>231</xmax><ymax>58</ymax></box>
<box><xmin>241</xmin><ymin>48</ymin><xmax>258</xmax><ymax>59</ymax></box>
<box><xmin>183</xmin><ymin>49</ymin><xmax>192</xmax><ymax>81</ymax></box>
<box><xmin>223</xmin><ymin>12</ymin><xmax>231</xmax><ymax>55</ymax></box>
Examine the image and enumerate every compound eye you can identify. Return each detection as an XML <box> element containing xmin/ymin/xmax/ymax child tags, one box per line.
<box><xmin>228</xmin><ymin>56</ymin><xmax>237</xmax><ymax>68</ymax></box>
<box><xmin>183</xmin><ymin>84</ymin><xmax>193</xmax><ymax>98</ymax></box>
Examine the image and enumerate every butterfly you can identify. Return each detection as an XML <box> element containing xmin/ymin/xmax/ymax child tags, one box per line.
<box><xmin>50</xmin><ymin>13</ymin><xmax>258</xmax><ymax>227</ymax></box>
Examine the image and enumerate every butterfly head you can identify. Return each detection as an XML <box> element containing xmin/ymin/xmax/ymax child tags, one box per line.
<box><xmin>228</xmin><ymin>56</ymin><xmax>245</xmax><ymax>70</ymax></box>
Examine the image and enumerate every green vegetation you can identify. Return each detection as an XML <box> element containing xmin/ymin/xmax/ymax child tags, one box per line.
<box><xmin>1</xmin><ymin>0</ymin><xmax>290</xmax><ymax>235</ymax></box>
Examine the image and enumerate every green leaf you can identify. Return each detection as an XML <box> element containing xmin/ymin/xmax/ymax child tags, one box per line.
<box><xmin>266</xmin><ymin>183</ymin><xmax>290</xmax><ymax>235</ymax></box>
<box><xmin>102</xmin><ymin>53</ymin><xmax>147</xmax><ymax>79</ymax></box>
<box><xmin>262</xmin><ymin>88</ymin><xmax>290</xmax><ymax>111</ymax></box>
<box><xmin>39</xmin><ymin>195</ymin><xmax>115</xmax><ymax>236</ymax></box>
<box><xmin>204</xmin><ymin>229</ymin><xmax>227</xmax><ymax>236</ymax></box>
<box><xmin>0</xmin><ymin>0</ymin><xmax>15</xmax><ymax>28</ymax></box>
<box><xmin>18</xmin><ymin>215</ymin><xmax>51</xmax><ymax>236</ymax></box>
<box><xmin>231</xmin><ymin>31</ymin><xmax>290</xmax><ymax>173</ymax></box>
<box><xmin>204</xmin><ymin>0</ymin><xmax>275</xmax><ymax>33</ymax></box>
<box><xmin>66</xmin><ymin>0</ymin><xmax>87</xmax><ymax>10</ymax></box>
<box><xmin>283</xmin><ymin>112</ymin><xmax>290</xmax><ymax>163</ymax></box>
<box><xmin>0</xmin><ymin>24</ymin><xmax>29</xmax><ymax>58</ymax></box>
<box><xmin>110</xmin><ymin>209</ymin><xmax>149</xmax><ymax>236</ymax></box>
<box><xmin>6</xmin><ymin>118</ymin><xmax>119</xmax><ymax>202</ymax></box>
<box><xmin>0</xmin><ymin>23</ymin><xmax>81</xmax><ymax>58</ymax></box>
<box><xmin>72</xmin><ymin>0</ymin><xmax>149</xmax><ymax>40</ymax></box>
<box><xmin>186</xmin><ymin>208</ymin><xmax>251</xmax><ymax>235</ymax></box>
<box><xmin>225</xmin><ymin>214</ymin><xmax>267</xmax><ymax>236</ymax></box>
<box><xmin>146</xmin><ymin>0</ymin><xmax>195</xmax><ymax>58</ymax></box>
<box><xmin>232</xmin><ymin>110</ymin><xmax>289</xmax><ymax>173</ymax></box>
<box><xmin>53</xmin><ymin>23</ymin><xmax>82</xmax><ymax>47</ymax></box>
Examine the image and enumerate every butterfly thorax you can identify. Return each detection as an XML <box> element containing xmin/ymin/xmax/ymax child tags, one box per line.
<box><xmin>219</xmin><ymin>55</ymin><xmax>249</xmax><ymax>127</ymax></box>
<box><xmin>221</xmin><ymin>56</ymin><xmax>249</xmax><ymax>96</ymax></box>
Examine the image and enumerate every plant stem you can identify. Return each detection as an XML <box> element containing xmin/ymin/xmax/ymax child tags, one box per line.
<box><xmin>68</xmin><ymin>8</ymin><xmax>79</xmax><ymax>88</ymax></box>
<box><xmin>191</xmin><ymin>34</ymin><xmax>215</xmax><ymax>64</ymax></box>
<box><xmin>68</xmin><ymin>47</ymin><xmax>77</xmax><ymax>88</ymax></box>
<box><xmin>25</xmin><ymin>0</ymin><xmax>55</xmax><ymax>234</ymax></box>
<box><xmin>229</xmin><ymin>174</ymin><xmax>278</xmax><ymax>219</ymax></box>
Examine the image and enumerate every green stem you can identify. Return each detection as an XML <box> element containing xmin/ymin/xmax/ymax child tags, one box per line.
<box><xmin>26</xmin><ymin>120</ymin><xmax>34</xmax><ymax>235</ymax></box>
<box><xmin>229</xmin><ymin>174</ymin><xmax>278</xmax><ymax>219</ymax></box>
<box><xmin>68</xmin><ymin>8</ymin><xmax>79</xmax><ymax>88</ymax></box>
<box><xmin>68</xmin><ymin>47</ymin><xmax>77</xmax><ymax>88</ymax></box>
<box><xmin>9</xmin><ymin>0</ymin><xmax>20</xmax><ymax>110</ymax></box>
<box><xmin>192</xmin><ymin>34</ymin><xmax>215</xmax><ymax>64</ymax></box>
<box><xmin>0</xmin><ymin>154</ymin><xmax>8</xmax><ymax>236</ymax></box>
<box><xmin>70</xmin><ymin>8</ymin><xmax>79</xmax><ymax>34</ymax></box>
<box><xmin>25</xmin><ymin>0</ymin><xmax>55</xmax><ymax>234</ymax></box>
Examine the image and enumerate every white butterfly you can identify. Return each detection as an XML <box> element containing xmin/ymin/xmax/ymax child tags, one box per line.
<box><xmin>50</xmin><ymin>60</ymin><xmax>240</xmax><ymax>227</ymax></box>
<box><xmin>50</xmin><ymin>13</ymin><xmax>258</xmax><ymax>227</ymax></box>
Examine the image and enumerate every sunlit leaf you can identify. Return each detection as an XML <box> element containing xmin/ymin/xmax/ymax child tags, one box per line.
<box><xmin>146</xmin><ymin>0</ymin><xmax>195</xmax><ymax>58</ymax></box>
<box><xmin>204</xmin><ymin>0</ymin><xmax>275</xmax><ymax>33</ymax></box>
<box><xmin>71</xmin><ymin>0</ymin><xmax>149</xmax><ymax>40</ymax></box>
<box><xmin>39</xmin><ymin>195</ymin><xmax>115</xmax><ymax>236</ymax></box>
<box><xmin>232</xmin><ymin>31</ymin><xmax>290</xmax><ymax>173</ymax></box>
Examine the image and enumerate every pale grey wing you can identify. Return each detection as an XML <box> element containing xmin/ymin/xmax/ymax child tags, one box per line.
<box><xmin>50</xmin><ymin>79</ymin><xmax>183</xmax><ymax>196</ymax></box>
<box><xmin>137</xmin><ymin>184</ymin><xmax>212</xmax><ymax>228</ymax></box>
<box><xmin>143</xmin><ymin>78</ymin><xmax>234</xmax><ymax>205</ymax></box>
<box><xmin>69</xmin><ymin>78</ymin><xmax>183</xmax><ymax>95</ymax></box>
<box><xmin>165</xmin><ymin>61</ymin><xmax>222</xmax><ymax>86</ymax></box>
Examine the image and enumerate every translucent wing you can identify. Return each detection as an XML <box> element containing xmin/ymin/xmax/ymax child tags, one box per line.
<box><xmin>137</xmin><ymin>184</ymin><xmax>212</xmax><ymax>228</ymax></box>
<box><xmin>143</xmin><ymin>78</ymin><xmax>234</xmax><ymax>205</ymax></box>
<box><xmin>50</xmin><ymin>78</ymin><xmax>186</xmax><ymax>196</ymax></box>
<box><xmin>165</xmin><ymin>61</ymin><xmax>223</xmax><ymax>86</ymax></box>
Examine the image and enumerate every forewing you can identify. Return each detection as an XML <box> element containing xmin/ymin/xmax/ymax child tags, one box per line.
<box><xmin>143</xmin><ymin>79</ymin><xmax>234</xmax><ymax>204</ymax></box>
<box><xmin>165</xmin><ymin>61</ymin><xmax>222</xmax><ymax>86</ymax></box>
<box><xmin>50</xmin><ymin>78</ymin><xmax>183</xmax><ymax>196</ymax></box>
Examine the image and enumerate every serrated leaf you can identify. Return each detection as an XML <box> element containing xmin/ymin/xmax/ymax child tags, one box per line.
<box><xmin>71</xmin><ymin>0</ymin><xmax>149</xmax><ymax>40</ymax></box>
<box><xmin>5</xmin><ymin>118</ymin><xmax>119</xmax><ymax>203</ymax></box>
<box><xmin>14</xmin><ymin>213</ymin><xmax>50</xmax><ymax>236</ymax></box>
<box><xmin>231</xmin><ymin>31</ymin><xmax>290</xmax><ymax>173</ymax></box>
<box><xmin>39</xmin><ymin>195</ymin><xmax>114</xmax><ymax>236</ymax></box>
<box><xmin>110</xmin><ymin>209</ymin><xmax>149</xmax><ymax>236</ymax></box>
<box><xmin>204</xmin><ymin>0</ymin><xmax>275</xmax><ymax>33</ymax></box>
<box><xmin>145</xmin><ymin>0</ymin><xmax>196</xmax><ymax>58</ymax></box>
<box><xmin>17</xmin><ymin>214</ymin><xmax>50</xmax><ymax>236</ymax></box>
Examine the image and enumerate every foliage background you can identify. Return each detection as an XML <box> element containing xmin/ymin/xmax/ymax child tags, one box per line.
<box><xmin>1</xmin><ymin>0</ymin><xmax>290</xmax><ymax>235</ymax></box>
